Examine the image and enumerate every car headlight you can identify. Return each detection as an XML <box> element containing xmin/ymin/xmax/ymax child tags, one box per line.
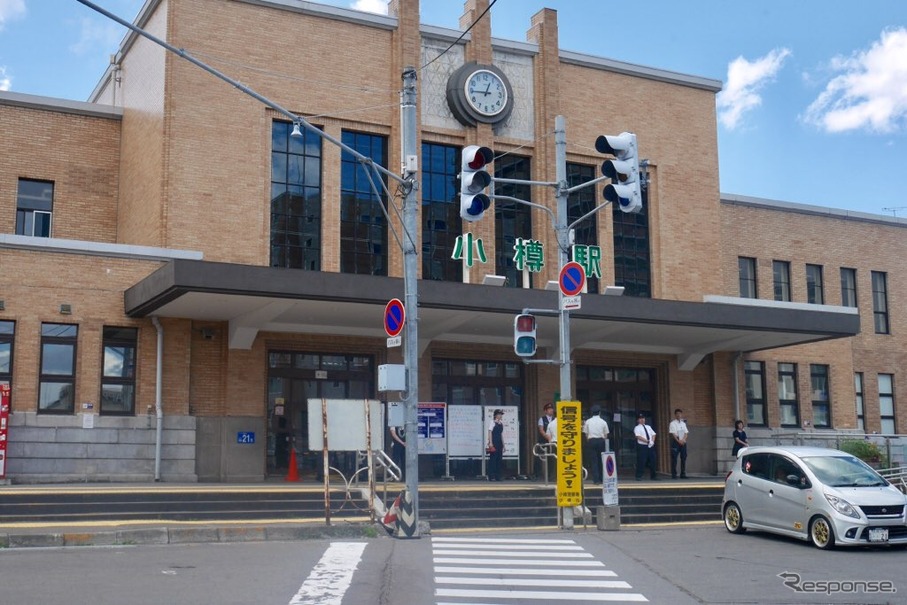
<box><xmin>824</xmin><ymin>491</ymin><xmax>860</xmax><ymax>519</ymax></box>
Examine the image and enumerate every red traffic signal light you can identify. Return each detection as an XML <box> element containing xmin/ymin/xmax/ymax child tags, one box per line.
<box><xmin>514</xmin><ymin>313</ymin><xmax>537</xmax><ymax>358</ymax></box>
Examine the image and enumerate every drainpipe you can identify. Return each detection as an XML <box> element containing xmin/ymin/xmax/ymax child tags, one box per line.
<box><xmin>152</xmin><ymin>317</ymin><xmax>164</xmax><ymax>482</ymax></box>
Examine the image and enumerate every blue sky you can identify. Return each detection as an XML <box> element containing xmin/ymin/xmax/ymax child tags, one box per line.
<box><xmin>1</xmin><ymin>0</ymin><xmax>905</xmax><ymax>215</ymax></box>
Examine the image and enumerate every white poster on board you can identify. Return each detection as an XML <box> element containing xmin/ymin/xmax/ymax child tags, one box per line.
<box><xmin>447</xmin><ymin>405</ymin><xmax>484</xmax><ymax>457</ymax></box>
<box><xmin>306</xmin><ymin>399</ymin><xmax>385</xmax><ymax>451</ymax></box>
<box><xmin>483</xmin><ymin>406</ymin><xmax>519</xmax><ymax>458</ymax></box>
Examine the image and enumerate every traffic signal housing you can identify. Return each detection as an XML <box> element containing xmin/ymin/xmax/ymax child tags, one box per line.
<box><xmin>460</xmin><ymin>145</ymin><xmax>493</xmax><ymax>222</ymax></box>
<box><xmin>595</xmin><ymin>132</ymin><xmax>642</xmax><ymax>214</ymax></box>
<box><xmin>513</xmin><ymin>313</ymin><xmax>537</xmax><ymax>358</ymax></box>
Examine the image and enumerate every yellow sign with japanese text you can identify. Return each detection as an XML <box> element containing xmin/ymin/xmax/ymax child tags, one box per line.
<box><xmin>556</xmin><ymin>400</ymin><xmax>583</xmax><ymax>507</ymax></box>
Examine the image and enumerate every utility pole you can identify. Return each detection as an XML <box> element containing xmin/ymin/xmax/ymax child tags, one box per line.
<box><xmin>400</xmin><ymin>67</ymin><xmax>421</xmax><ymax>536</ymax></box>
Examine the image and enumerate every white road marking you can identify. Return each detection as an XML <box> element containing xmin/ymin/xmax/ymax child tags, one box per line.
<box><xmin>433</xmin><ymin>557</ymin><xmax>605</xmax><ymax>566</ymax></box>
<box><xmin>433</xmin><ymin>549</ymin><xmax>592</xmax><ymax>558</ymax></box>
<box><xmin>436</xmin><ymin>577</ymin><xmax>632</xmax><ymax>589</ymax></box>
<box><xmin>433</xmin><ymin>566</ymin><xmax>617</xmax><ymax>577</ymax></box>
<box><xmin>433</xmin><ymin>537</ymin><xmax>577</xmax><ymax>544</ymax></box>
<box><xmin>432</xmin><ymin>542</ymin><xmax>584</xmax><ymax>551</ymax></box>
<box><xmin>288</xmin><ymin>542</ymin><xmax>367</xmax><ymax>605</ymax></box>
<box><xmin>435</xmin><ymin>588</ymin><xmax>648</xmax><ymax>602</ymax></box>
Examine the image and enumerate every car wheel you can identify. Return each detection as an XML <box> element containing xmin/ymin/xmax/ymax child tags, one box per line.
<box><xmin>723</xmin><ymin>502</ymin><xmax>746</xmax><ymax>534</ymax></box>
<box><xmin>809</xmin><ymin>515</ymin><xmax>835</xmax><ymax>550</ymax></box>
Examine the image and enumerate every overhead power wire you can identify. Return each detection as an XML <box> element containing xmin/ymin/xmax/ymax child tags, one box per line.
<box><xmin>420</xmin><ymin>0</ymin><xmax>499</xmax><ymax>71</ymax></box>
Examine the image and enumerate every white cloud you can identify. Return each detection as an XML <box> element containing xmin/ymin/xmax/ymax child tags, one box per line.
<box><xmin>0</xmin><ymin>0</ymin><xmax>25</xmax><ymax>30</ymax></box>
<box><xmin>0</xmin><ymin>66</ymin><xmax>10</xmax><ymax>91</ymax></box>
<box><xmin>350</xmin><ymin>0</ymin><xmax>388</xmax><ymax>15</ymax></box>
<box><xmin>717</xmin><ymin>48</ymin><xmax>791</xmax><ymax>130</ymax></box>
<box><xmin>68</xmin><ymin>16</ymin><xmax>124</xmax><ymax>56</ymax></box>
<box><xmin>803</xmin><ymin>28</ymin><xmax>907</xmax><ymax>133</ymax></box>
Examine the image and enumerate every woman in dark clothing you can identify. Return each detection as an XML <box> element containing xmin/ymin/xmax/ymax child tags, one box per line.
<box><xmin>732</xmin><ymin>420</ymin><xmax>749</xmax><ymax>457</ymax></box>
<box><xmin>487</xmin><ymin>409</ymin><xmax>505</xmax><ymax>481</ymax></box>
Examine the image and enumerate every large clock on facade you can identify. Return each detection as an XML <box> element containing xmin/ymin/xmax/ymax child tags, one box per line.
<box><xmin>446</xmin><ymin>62</ymin><xmax>515</xmax><ymax>126</ymax></box>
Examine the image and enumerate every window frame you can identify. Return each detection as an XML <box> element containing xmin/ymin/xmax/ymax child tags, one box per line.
<box><xmin>777</xmin><ymin>362</ymin><xmax>800</xmax><ymax>428</ymax></box>
<box><xmin>744</xmin><ymin>360</ymin><xmax>767</xmax><ymax>427</ymax></box>
<box><xmin>840</xmin><ymin>267</ymin><xmax>857</xmax><ymax>308</ymax></box>
<box><xmin>854</xmin><ymin>372</ymin><xmax>864</xmax><ymax>431</ymax></box>
<box><xmin>420</xmin><ymin>142</ymin><xmax>462</xmax><ymax>282</ymax></box>
<box><xmin>871</xmin><ymin>271</ymin><xmax>889</xmax><ymax>334</ymax></box>
<box><xmin>806</xmin><ymin>264</ymin><xmax>824</xmax><ymax>304</ymax></box>
<box><xmin>738</xmin><ymin>257</ymin><xmax>757</xmax><ymax>298</ymax></box>
<box><xmin>772</xmin><ymin>260</ymin><xmax>791</xmax><ymax>302</ymax></box>
<box><xmin>878</xmin><ymin>373</ymin><xmax>896</xmax><ymax>435</ymax></box>
<box><xmin>100</xmin><ymin>326</ymin><xmax>138</xmax><ymax>416</ymax></box>
<box><xmin>494</xmin><ymin>154</ymin><xmax>533</xmax><ymax>289</ymax></box>
<box><xmin>15</xmin><ymin>179</ymin><xmax>54</xmax><ymax>238</ymax></box>
<box><xmin>38</xmin><ymin>323</ymin><xmax>78</xmax><ymax>415</ymax></box>
<box><xmin>810</xmin><ymin>364</ymin><xmax>831</xmax><ymax>428</ymax></box>
<box><xmin>339</xmin><ymin>130</ymin><xmax>388</xmax><ymax>276</ymax></box>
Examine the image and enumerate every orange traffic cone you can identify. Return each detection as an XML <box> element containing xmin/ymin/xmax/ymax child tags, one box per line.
<box><xmin>285</xmin><ymin>448</ymin><xmax>300</xmax><ymax>482</ymax></box>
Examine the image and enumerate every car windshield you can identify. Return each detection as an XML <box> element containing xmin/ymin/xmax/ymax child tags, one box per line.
<box><xmin>800</xmin><ymin>454</ymin><xmax>888</xmax><ymax>488</ymax></box>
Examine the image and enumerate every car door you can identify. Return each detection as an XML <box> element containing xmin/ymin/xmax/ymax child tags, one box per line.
<box><xmin>762</xmin><ymin>454</ymin><xmax>810</xmax><ymax>536</ymax></box>
<box><xmin>735</xmin><ymin>452</ymin><xmax>773</xmax><ymax>526</ymax></box>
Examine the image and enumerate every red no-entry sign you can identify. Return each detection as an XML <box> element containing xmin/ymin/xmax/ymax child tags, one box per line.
<box><xmin>384</xmin><ymin>299</ymin><xmax>406</xmax><ymax>337</ymax></box>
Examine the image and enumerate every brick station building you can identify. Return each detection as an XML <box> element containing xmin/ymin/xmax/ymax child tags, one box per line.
<box><xmin>0</xmin><ymin>0</ymin><xmax>900</xmax><ymax>483</ymax></box>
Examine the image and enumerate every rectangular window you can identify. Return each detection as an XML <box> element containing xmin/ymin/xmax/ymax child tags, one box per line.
<box><xmin>806</xmin><ymin>264</ymin><xmax>824</xmax><ymax>304</ymax></box>
<box><xmin>612</xmin><ymin>181</ymin><xmax>651</xmax><ymax>298</ymax></box>
<box><xmin>773</xmin><ymin>260</ymin><xmax>791</xmax><ymax>302</ymax></box>
<box><xmin>100</xmin><ymin>327</ymin><xmax>138</xmax><ymax>415</ymax></box>
<box><xmin>810</xmin><ymin>364</ymin><xmax>830</xmax><ymax>428</ymax></box>
<box><xmin>340</xmin><ymin>131</ymin><xmax>388</xmax><ymax>276</ymax></box>
<box><xmin>567</xmin><ymin>163</ymin><xmax>599</xmax><ymax>294</ymax></box>
<box><xmin>38</xmin><ymin>323</ymin><xmax>78</xmax><ymax>414</ymax></box>
<box><xmin>854</xmin><ymin>372</ymin><xmax>864</xmax><ymax>431</ymax></box>
<box><xmin>879</xmin><ymin>374</ymin><xmax>896</xmax><ymax>434</ymax></box>
<box><xmin>494</xmin><ymin>155</ymin><xmax>533</xmax><ymax>288</ymax></box>
<box><xmin>0</xmin><ymin>321</ymin><xmax>14</xmax><ymax>407</ymax></box>
<box><xmin>778</xmin><ymin>362</ymin><xmax>799</xmax><ymax>427</ymax></box>
<box><xmin>871</xmin><ymin>271</ymin><xmax>889</xmax><ymax>334</ymax></box>
<box><xmin>840</xmin><ymin>267</ymin><xmax>857</xmax><ymax>308</ymax></box>
<box><xmin>16</xmin><ymin>179</ymin><xmax>54</xmax><ymax>237</ymax></box>
<box><xmin>421</xmin><ymin>143</ymin><xmax>462</xmax><ymax>282</ymax></box>
<box><xmin>744</xmin><ymin>360</ymin><xmax>767</xmax><ymax>426</ymax></box>
<box><xmin>270</xmin><ymin>120</ymin><xmax>322</xmax><ymax>270</ymax></box>
<box><xmin>738</xmin><ymin>257</ymin><xmax>757</xmax><ymax>298</ymax></box>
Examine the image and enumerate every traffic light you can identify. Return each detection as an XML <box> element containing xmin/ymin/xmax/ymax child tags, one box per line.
<box><xmin>595</xmin><ymin>132</ymin><xmax>642</xmax><ymax>213</ymax></box>
<box><xmin>459</xmin><ymin>145</ymin><xmax>493</xmax><ymax>222</ymax></box>
<box><xmin>513</xmin><ymin>313</ymin><xmax>537</xmax><ymax>357</ymax></box>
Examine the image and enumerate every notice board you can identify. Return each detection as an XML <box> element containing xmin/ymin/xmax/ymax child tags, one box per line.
<box><xmin>447</xmin><ymin>405</ymin><xmax>484</xmax><ymax>458</ymax></box>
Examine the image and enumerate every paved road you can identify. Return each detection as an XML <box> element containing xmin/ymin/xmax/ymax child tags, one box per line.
<box><xmin>1</xmin><ymin>524</ymin><xmax>904</xmax><ymax>604</ymax></box>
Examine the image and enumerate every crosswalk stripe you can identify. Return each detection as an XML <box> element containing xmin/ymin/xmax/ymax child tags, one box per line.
<box><xmin>432</xmin><ymin>543</ymin><xmax>584</xmax><ymax>551</ymax></box>
<box><xmin>289</xmin><ymin>542</ymin><xmax>366</xmax><ymax>605</ymax></box>
<box><xmin>435</xmin><ymin>588</ymin><xmax>648</xmax><ymax>602</ymax></box>
<box><xmin>433</xmin><ymin>557</ymin><xmax>605</xmax><ymax>567</ymax></box>
<box><xmin>433</xmin><ymin>566</ymin><xmax>617</xmax><ymax>577</ymax></box>
<box><xmin>436</xmin><ymin>577</ymin><xmax>632</xmax><ymax>589</ymax></box>
<box><xmin>433</xmin><ymin>549</ymin><xmax>592</xmax><ymax>558</ymax></box>
<box><xmin>432</xmin><ymin>537</ymin><xmax>577</xmax><ymax>544</ymax></box>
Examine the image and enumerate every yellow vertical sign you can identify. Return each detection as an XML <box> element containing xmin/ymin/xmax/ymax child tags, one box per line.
<box><xmin>556</xmin><ymin>400</ymin><xmax>583</xmax><ymax>507</ymax></box>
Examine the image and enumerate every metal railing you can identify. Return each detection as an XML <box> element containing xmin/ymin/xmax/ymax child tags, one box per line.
<box><xmin>877</xmin><ymin>466</ymin><xmax>907</xmax><ymax>494</ymax></box>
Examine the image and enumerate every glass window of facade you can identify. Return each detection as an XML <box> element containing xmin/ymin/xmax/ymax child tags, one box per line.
<box><xmin>879</xmin><ymin>373</ymin><xmax>896</xmax><ymax>434</ymax></box>
<box><xmin>431</xmin><ymin>359</ymin><xmax>523</xmax><ymax>407</ymax></box>
<box><xmin>38</xmin><ymin>323</ymin><xmax>78</xmax><ymax>414</ymax></box>
<box><xmin>744</xmin><ymin>361</ymin><xmax>767</xmax><ymax>426</ymax></box>
<box><xmin>270</xmin><ymin>120</ymin><xmax>322</xmax><ymax>270</ymax></box>
<box><xmin>340</xmin><ymin>130</ymin><xmax>388</xmax><ymax>275</ymax></box>
<box><xmin>0</xmin><ymin>321</ymin><xmax>14</xmax><ymax>406</ymax></box>
<box><xmin>738</xmin><ymin>257</ymin><xmax>757</xmax><ymax>298</ymax></box>
<box><xmin>100</xmin><ymin>327</ymin><xmax>138</xmax><ymax>415</ymax></box>
<box><xmin>773</xmin><ymin>260</ymin><xmax>791</xmax><ymax>302</ymax></box>
<box><xmin>810</xmin><ymin>364</ymin><xmax>830</xmax><ymax>428</ymax></box>
<box><xmin>421</xmin><ymin>143</ymin><xmax>461</xmax><ymax>282</ymax></box>
<box><xmin>494</xmin><ymin>155</ymin><xmax>533</xmax><ymax>288</ymax></box>
<box><xmin>566</xmin><ymin>163</ymin><xmax>598</xmax><ymax>294</ymax></box>
<box><xmin>871</xmin><ymin>271</ymin><xmax>889</xmax><ymax>334</ymax></box>
<box><xmin>612</xmin><ymin>183</ymin><xmax>650</xmax><ymax>297</ymax></box>
<box><xmin>16</xmin><ymin>179</ymin><xmax>53</xmax><ymax>237</ymax></box>
<box><xmin>778</xmin><ymin>362</ymin><xmax>799</xmax><ymax>427</ymax></box>
<box><xmin>806</xmin><ymin>264</ymin><xmax>824</xmax><ymax>304</ymax></box>
<box><xmin>840</xmin><ymin>267</ymin><xmax>857</xmax><ymax>307</ymax></box>
<box><xmin>854</xmin><ymin>372</ymin><xmax>864</xmax><ymax>431</ymax></box>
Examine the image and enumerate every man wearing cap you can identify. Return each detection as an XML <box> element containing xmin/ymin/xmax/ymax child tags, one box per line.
<box><xmin>669</xmin><ymin>408</ymin><xmax>689</xmax><ymax>479</ymax></box>
<box><xmin>583</xmin><ymin>405</ymin><xmax>609</xmax><ymax>483</ymax></box>
<box><xmin>634</xmin><ymin>412</ymin><xmax>658</xmax><ymax>480</ymax></box>
<box><xmin>487</xmin><ymin>409</ymin><xmax>505</xmax><ymax>481</ymax></box>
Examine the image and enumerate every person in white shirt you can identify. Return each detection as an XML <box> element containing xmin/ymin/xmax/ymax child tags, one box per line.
<box><xmin>669</xmin><ymin>408</ymin><xmax>689</xmax><ymax>479</ymax></box>
<box><xmin>582</xmin><ymin>405</ymin><xmax>610</xmax><ymax>483</ymax></box>
<box><xmin>633</xmin><ymin>413</ymin><xmax>657</xmax><ymax>480</ymax></box>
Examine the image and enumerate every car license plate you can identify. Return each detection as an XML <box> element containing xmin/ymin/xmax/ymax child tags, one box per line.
<box><xmin>868</xmin><ymin>528</ymin><xmax>889</xmax><ymax>542</ymax></box>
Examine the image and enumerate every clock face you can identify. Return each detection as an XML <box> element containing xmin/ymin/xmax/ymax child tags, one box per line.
<box><xmin>464</xmin><ymin>69</ymin><xmax>508</xmax><ymax>117</ymax></box>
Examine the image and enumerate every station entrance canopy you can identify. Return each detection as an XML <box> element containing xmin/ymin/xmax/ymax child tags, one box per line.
<box><xmin>126</xmin><ymin>260</ymin><xmax>860</xmax><ymax>369</ymax></box>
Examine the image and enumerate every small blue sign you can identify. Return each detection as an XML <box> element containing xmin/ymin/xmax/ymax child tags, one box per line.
<box><xmin>237</xmin><ymin>431</ymin><xmax>255</xmax><ymax>444</ymax></box>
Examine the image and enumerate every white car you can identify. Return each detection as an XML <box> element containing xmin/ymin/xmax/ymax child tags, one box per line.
<box><xmin>722</xmin><ymin>445</ymin><xmax>907</xmax><ymax>549</ymax></box>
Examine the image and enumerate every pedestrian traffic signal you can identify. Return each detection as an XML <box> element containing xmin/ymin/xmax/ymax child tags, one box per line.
<box><xmin>460</xmin><ymin>145</ymin><xmax>493</xmax><ymax>222</ymax></box>
<box><xmin>513</xmin><ymin>313</ymin><xmax>537</xmax><ymax>357</ymax></box>
<box><xmin>595</xmin><ymin>132</ymin><xmax>642</xmax><ymax>213</ymax></box>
